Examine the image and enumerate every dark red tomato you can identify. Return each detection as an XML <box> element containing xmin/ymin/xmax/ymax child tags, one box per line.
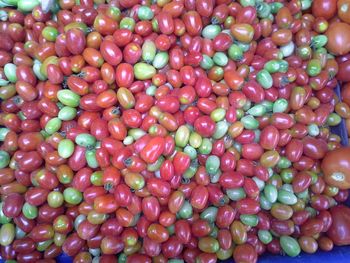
<box><xmin>142</xmin><ymin>196</ymin><xmax>160</xmax><ymax>222</ymax></box>
<box><xmin>175</xmin><ymin>220</ymin><xmax>191</xmax><ymax>244</ymax></box>
<box><xmin>182</xmin><ymin>11</ymin><xmax>202</xmax><ymax>36</ymax></box>
<box><xmin>260</xmin><ymin>125</ymin><xmax>280</xmax><ymax>150</ymax></box>
<box><xmin>236</xmin><ymin>198</ymin><xmax>260</xmax><ymax>215</ymax></box>
<box><xmin>236</xmin><ymin>159</ymin><xmax>255</xmax><ymax>177</ymax></box>
<box><xmin>219</xmin><ymin>171</ymin><xmax>244</xmax><ymax>189</ymax></box>
<box><xmin>72</xmin><ymin>167</ymin><xmax>92</xmax><ymax>192</ymax></box>
<box><xmin>143</xmin><ymin>236</ymin><xmax>161</xmax><ymax>257</ymax></box>
<box><xmin>234</xmin><ymin>244</ymin><xmax>258</xmax><ymax>263</ymax></box>
<box><xmin>317</xmin><ymin>210</ymin><xmax>333</xmax><ymax>232</ymax></box>
<box><xmin>285</xmin><ymin>139</ymin><xmax>303</xmax><ymax>162</ymax></box>
<box><xmin>301</xmin><ymin>218</ymin><xmax>324</xmax><ymax>236</ymax></box>
<box><xmin>190</xmin><ymin>185</ymin><xmax>208</xmax><ymax>210</ymax></box>
<box><xmin>312</xmin><ymin>0</ymin><xmax>337</xmax><ymax>20</ymax></box>
<box><xmin>156</xmin><ymin>11</ymin><xmax>175</xmax><ymax>35</ymax></box>
<box><xmin>2</xmin><ymin>193</ymin><xmax>24</xmax><ymax>218</ymax></box>
<box><xmin>100</xmin><ymin>218</ymin><xmax>123</xmax><ymax>237</ymax></box>
<box><xmin>25</xmin><ymin>187</ymin><xmax>49</xmax><ymax>206</ymax></box>
<box><xmin>100</xmin><ymin>40</ymin><xmax>122</xmax><ymax>66</ymax></box>
<box><xmin>302</xmin><ymin>136</ymin><xmax>328</xmax><ymax>159</ymax></box>
<box><xmin>127</xmin><ymin>254</ymin><xmax>151</xmax><ymax>263</ymax></box>
<box><xmin>113</xmin><ymin>184</ymin><xmax>132</xmax><ymax>207</ymax></box>
<box><xmin>116</xmin><ymin>63</ymin><xmax>134</xmax><ymax>88</ymax></box>
<box><xmin>242</xmin><ymin>143</ymin><xmax>264</xmax><ymax>160</ymax></box>
<box><xmin>216</xmin><ymin>205</ymin><xmax>236</xmax><ymax>228</ymax></box>
<box><xmin>161</xmin><ymin>236</ymin><xmax>183</xmax><ymax>258</ymax></box>
<box><xmin>62</xmin><ymin>233</ymin><xmax>85</xmax><ymax>257</ymax></box>
<box><xmin>66</xmin><ymin>28</ymin><xmax>86</xmax><ymax>55</ymax></box>
<box><xmin>194</xmin><ymin>116</ymin><xmax>215</xmax><ymax>137</ymax></box>
<box><xmin>292</xmin><ymin>172</ymin><xmax>312</xmax><ymax>193</ymax></box>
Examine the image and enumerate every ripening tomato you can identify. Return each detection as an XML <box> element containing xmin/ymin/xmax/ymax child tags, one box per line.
<box><xmin>147</xmin><ymin>223</ymin><xmax>169</xmax><ymax>243</ymax></box>
<box><xmin>94</xmin><ymin>194</ymin><xmax>118</xmax><ymax>214</ymax></box>
<box><xmin>123</xmin><ymin>42</ymin><xmax>142</xmax><ymax>64</ymax></box>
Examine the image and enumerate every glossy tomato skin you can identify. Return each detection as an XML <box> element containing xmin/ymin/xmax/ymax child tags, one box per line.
<box><xmin>234</xmin><ymin>244</ymin><xmax>258</xmax><ymax>263</ymax></box>
<box><xmin>325</xmin><ymin>22</ymin><xmax>350</xmax><ymax>56</ymax></box>
<box><xmin>140</xmin><ymin>137</ymin><xmax>165</xmax><ymax>163</ymax></box>
<box><xmin>321</xmin><ymin>147</ymin><xmax>350</xmax><ymax>189</ymax></box>
<box><xmin>327</xmin><ymin>205</ymin><xmax>350</xmax><ymax>245</ymax></box>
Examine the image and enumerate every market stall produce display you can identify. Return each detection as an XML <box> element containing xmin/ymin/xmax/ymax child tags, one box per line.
<box><xmin>0</xmin><ymin>0</ymin><xmax>350</xmax><ymax>262</ymax></box>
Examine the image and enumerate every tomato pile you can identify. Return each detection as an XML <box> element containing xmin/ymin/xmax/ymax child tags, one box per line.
<box><xmin>1</xmin><ymin>0</ymin><xmax>350</xmax><ymax>262</ymax></box>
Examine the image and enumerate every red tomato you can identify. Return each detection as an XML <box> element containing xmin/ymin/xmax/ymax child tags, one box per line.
<box><xmin>321</xmin><ymin>147</ymin><xmax>350</xmax><ymax>189</ymax></box>
<box><xmin>140</xmin><ymin>137</ymin><xmax>165</xmax><ymax>163</ymax></box>
<box><xmin>234</xmin><ymin>244</ymin><xmax>258</xmax><ymax>263</ymax></box>
<box><xmin>115</xmin><ymin>63</ymin><xmax>134</xmax><ymax>88</ymax></box>
<box><xmin>327</xmin><ymin>205</ymin><xmax>350</xmax><ymax>245</ymax></box>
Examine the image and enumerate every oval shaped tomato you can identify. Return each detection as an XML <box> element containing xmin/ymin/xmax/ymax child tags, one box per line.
<box><xmin>140</xmin><ymin>137</ymin><xmax>165</xmax><ymax>163</ymax></box>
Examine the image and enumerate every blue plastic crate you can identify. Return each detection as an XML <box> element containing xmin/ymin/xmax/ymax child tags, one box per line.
<box><xmin>1</xmin><ymin>85</ymin><xmax>349</xmax><ymax>263</ymax></box>
<box><xmin>51</xmin><ymin>245</ymin><xmax>350</xmax><ymax>263</ymax></box>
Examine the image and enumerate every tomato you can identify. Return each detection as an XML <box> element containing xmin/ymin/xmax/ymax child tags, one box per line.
<box><xmin>321</xmin><ymin>147</ymin><xmax>350</xmax><ymax>189</ymax></box>
<box><xmin>327</xmin><ymin>205</ymin><xmax>350</xmax><ymax>245</ymax></box>
<box><xmin>233</xmin><ymin>244</ymin><xmax>258</xmax><ymax>263</ymax></box>
<box><xmin>260</xmin><ymin>125</ymin><xmax>280</xmax><ymax>150</ymax></box>
<box><xmin>325</xmin><ymin>22</ymin><xmax>350</xmax><ymax>56</ymax></box>
<box><xmin>182</xmin><ymin>11</ymin><xmax>202</xmax><ymax>36</ymax></box>
<box><xmin>66</xmin><ymin>28</ymin><xmax>86</xmax><ymax>55</ymax></box>
<box><xmin>312</xmin><ymin>0</ymin><xmax>337</xmax><ymax>20</ymax></box>
<box><xmin>93</xmin><ymin>14</ymin><xmax>118</xmax><ymax>36</ymax></box>
<box><xmin>147</xmin><ymin>178</ymin><xmax>171</xmax><ymax>197</ymax></box>
<box><xmin>140</xmin><ymin>136</ymin><xmax>165</xmax><ymax>163</ymax></box>
<box><xmin>142</xmin><ymin>196</ymin><xmax>160</xmax><ymax>222</ymax></box>
<box><xmin>302</xmin><ymin>137</ymin><xmax>328</xmax><ymax>160</ymax></box>
<box><xmin>147</xmin><ymin>223</ymin><xmax>169</xmax><ymax>243</ymax></box>
<box><xmin>224</xmin><ymin>70</ymin><xmax>244</xmax><ymax>90</ymax></box>
<box><xmin>190</xmin><ymin>185</ymin><xmax>208</xmax><ymax>210</ymax></box>
<box><xmin>337</xmin><ymin>60</ymin><xmax>350</xmax><ymax>82</ymax></box>
<box><xmin>338</xmin><ymin>0</ymin><xmax>350</xmax><ymax>23</ymax></box>
<box><xmin>100</xmin><ymin>40</ymin><xmax>123</xmax><ymax>66</ymax></box>
<box><xmin>242</xmin><ymin>143</ymin><xmax>264</xmax><ymax>160</ymax></box>
<box><xmin>102</xmin><ymin>166</ymin><xmax>121</xmax><ymax>191</ymax></box>
<box><xmin>115</xmin><ymin>63</ymin><xmax>134</xmax><ymax>88</ymax></box>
